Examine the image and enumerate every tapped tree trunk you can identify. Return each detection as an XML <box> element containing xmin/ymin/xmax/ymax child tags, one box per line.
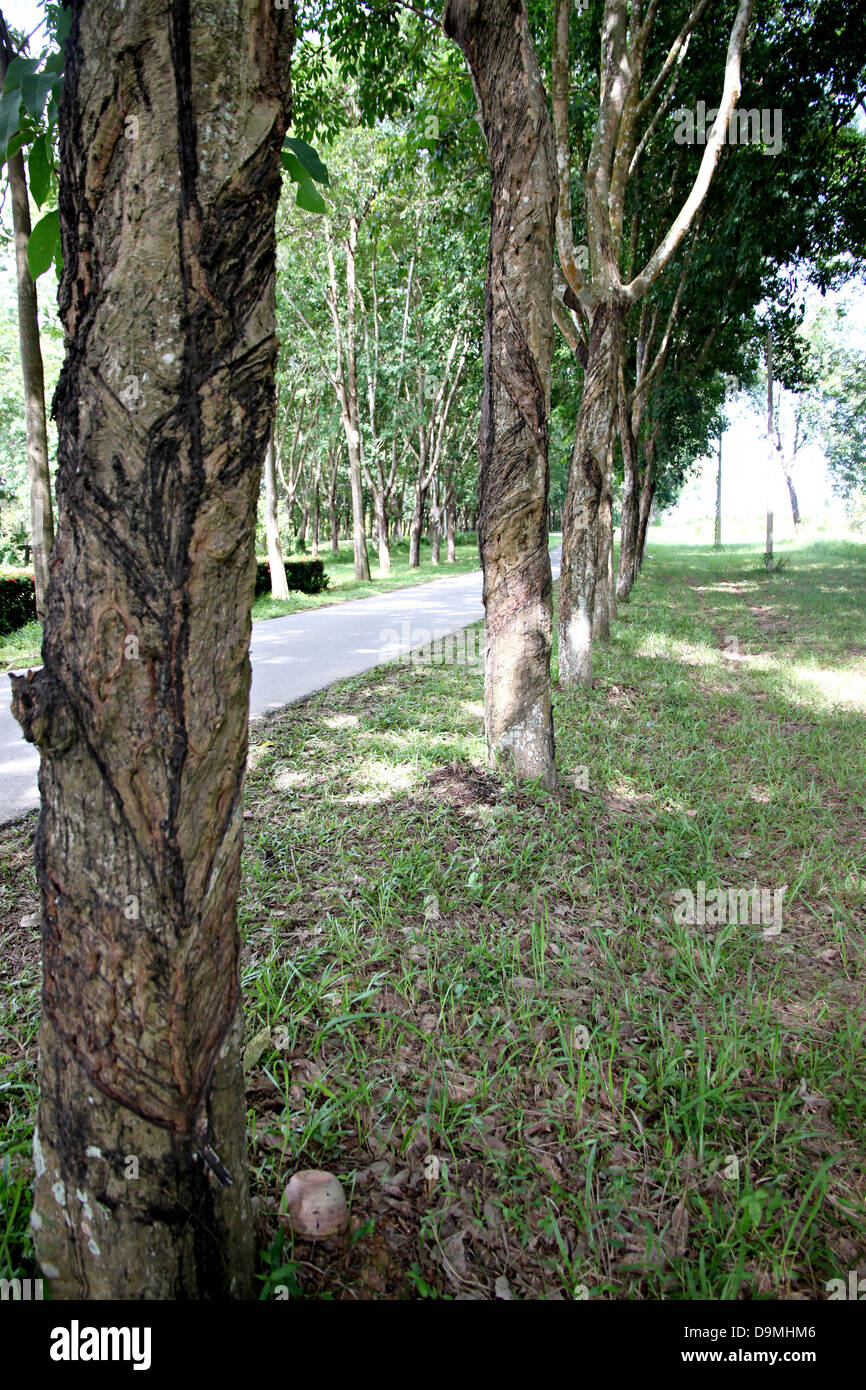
<box><xmin>616</xmin><ymin>396</ymin><xmax>639</xmax><ymax>600</ymax></box>
<box><xmin>10</xmin><ymin>0</ymin><xmax>293</xmax><ymax>1299</ymax></box>
<box><xmin>445</xmin><ymin>0</ymin><xmax>557</xmax><ymax>789</ymax></box>
<box><xmin>1</xmin><ymin>28</ymin><xmax>55</xmax><ymax>620</ymax></box>
<box><xmin>446</xmin><ymin>497</ymin><xmax>456</xmax><ymax>561</ymax></box>
<box><xmin>558</xmin><ymin>300</ymin><xmax>621</xmax><ymax>683</ymax></box>
<box><xmin>593</xmin><ymin>448</ymin><xmax>615</xmax><ymax>639</ymax></box>
<box><xmin>264</xmin><ymin>430</ymin><xmax>289</xmax><ymax>599</ymax></box>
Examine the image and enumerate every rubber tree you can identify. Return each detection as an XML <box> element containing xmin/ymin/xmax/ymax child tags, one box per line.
<box><xmin>552</xmin><ymin>0</ymin><xmax>754</xmax><ymax>683</ymax></box>
<box><xmin>444</xmin><ymin>0</ymin><xmax>558</xmax><ymax>789</ymax></box>
<box><xmin>264</xmin><ymin>427</ymin><xmax>290</xmax><ymax>599</ymax></box>
<box><xmin>0</xmin><ymin>14</ymin><xmax>55</xmax><ymax>619</ymax></box>
<box><xmin>325</xmin><ymin>218</ymin><xmax>371</xmax><ymax>581</ymax></box>
<box><xmin>10</xmin><ymin>0</ymin><xmax>293</xmax><ymax>1298</ymax></box>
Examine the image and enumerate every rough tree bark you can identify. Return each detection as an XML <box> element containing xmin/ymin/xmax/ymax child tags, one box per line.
<box><xmin>444</xmin><ymin>0</ymin><xmax>557</xmax><ymax>789</ymax></box>
<box><xmin>0</xmin><ymin>20</ymin><xmax>55</xmax><ymax>620</ymax></box>
<box><xmin>592</xmin><ymin>441</ymin><xmax>615</xmax><ymax>639</ymax></box>
<box><xmin>10</xmin><ymin>0</ymin><xmax>293</xmax><ymax>1298</ymax></box>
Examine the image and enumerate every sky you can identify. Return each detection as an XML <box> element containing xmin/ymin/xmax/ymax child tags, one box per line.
<box><xmin>2</xmin><ymin>0</ymin><xmax>44</xmax><ymax>42</ymax></box>
<box><xmin>664</xmin><ymin>280</ymin><xmax>865</xmax><ymax>541</ymax></box>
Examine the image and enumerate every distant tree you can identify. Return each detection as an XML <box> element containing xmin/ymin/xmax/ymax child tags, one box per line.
<box><xmin>0</xmin><ymin>10</ymin><xmax>60</xmax><ymax>615</ymax></box>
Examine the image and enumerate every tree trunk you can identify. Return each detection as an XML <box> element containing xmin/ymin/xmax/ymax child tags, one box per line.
<box><xmin>328</xmin><ymin>442</ymin><xmax>340</xmax><ymax>555</ymax></box>
<box><xmin>408</xmin><ymin>483</ymin><xmax>425</xmax><ymax>568</ymax></box>
<box><xmin>593</xmin><ymin>449</ymin><xmax>614</xmax><ymax>639</ymax></box>
<box><xmin>312</xmin><ymin>477</ymin><xmax>320</xmax><ymax>557</ymax></box>
<box><xmin>636</xmin><ymin>443</ymin><xmax>655</xmax><ymax>571</ymax></box>
<box><xmin>10</xmin><ymin>0</ymin><xmax>293</xmax><ymax>1299</ymax></box>
<box><xmin>374</xmin><ymin>492</ymin><xmax>391</xmax><ymax>573</ymax></box>
<box><xmin>446</xmin><ymin>497</ymin><xmax>456</xmax><ymax>561</ymax></box>
<box><xmin>430</xmin><ymin>480</ymin><xmax>442</xmax><ymax>565</ymax></box>
<box><xmin>334</xmin><ymin>217</ymin><xmax>371</xmax><ymax>581</ymax></box>
<box><xmin>616</xmin><ymin>394</ymin><xmax>639</xmax><ymax>600</ymax></box>
<box><xmin>558</xmin><ymin>299</ymin><xmax>621</xmax><ymax>684</ymax></box>
<box><xmin>264</xmin><ymin>429</ymin><xmax>289</xmax><ymax>599</ymax></box>
<box><xmin>766</xmin><ymin>328</ymin><xmax>774</xmax><ymax>571</ymax></box>
<box><xmin>445</xmin><ymin>0</ymin><xmax>557</xmax><ymax>789</ymax></box>
<box><xmin>714</xmin><ymin>424</ymin><xmax>722</xmax><ymax>548</ymax></box>
<box><xmin>783</xmin><ymin>465</ymin><xmax>800</xmax><ymax>528</ymax></box>
<box><xmin>1</xmin><ymin>38</ymin><xmax>55</xmax><ymax>620</ymax></box>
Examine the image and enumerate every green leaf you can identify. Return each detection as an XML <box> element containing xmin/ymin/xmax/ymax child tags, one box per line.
<box><xmin>21</xmin><ymin>72</ymin><xmax>56</xmax><ymax>123</ymax></box>
<box><xmin>52</xmin><ymin>6</ymin><xmax>73</xmax><ymax>50</ymax></box>
<box><xmin>294</xmin><ymin>175</ymin><xmax>327</xmax><ymax>215</ymax></box>
<box><xmin>28</xmin><ymin>133</ymin><xmax>51</xmax><ymax>208</ymax></box>
<box><xmin>0</xmin><ymin>87</ymin><xmax>22</xmax><ymax>162</ymax></box>
<box><xmin>28</xmin><ymin>208</ymin><xmax>60</xmax><ymax>280</ymax></box>
<box><xmin>280</xmin><ymin>148</ymin><xmax>306</xmax><ymax>182</ymax></box>
<box><xmin>283</xmin><ymin>136</ymin><xmax>329</xmax><ymax>186</ymax></box>
<box><xmin>1</xmin><ymin>56</ymin><xmax>39</xmax><ymax>95</ymax></box>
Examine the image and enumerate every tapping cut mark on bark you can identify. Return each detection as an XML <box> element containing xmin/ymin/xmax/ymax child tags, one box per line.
<box><xmin>444</xmin><ymin>0</ymin><xmax>557</xmax><ymax>789</ymax></box>
<box><xmin>15</xmin><ymin>0</ymin><xmax>294</xmax><ymax>1298</ymax></box>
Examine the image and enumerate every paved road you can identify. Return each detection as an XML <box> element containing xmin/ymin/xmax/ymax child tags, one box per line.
<box><xmin>0</xmin><ymin>548</ymin><xmax>561</xmax><ymax>825</ymax></box>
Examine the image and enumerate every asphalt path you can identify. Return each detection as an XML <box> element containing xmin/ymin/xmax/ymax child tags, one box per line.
<box><xmin>0</xmin><ymin>547</ymin><xmax>561</xmax><ymax>825</ymax></box>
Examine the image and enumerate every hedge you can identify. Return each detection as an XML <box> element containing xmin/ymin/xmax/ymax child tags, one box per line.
<box><xmin>0</xmin><ymin>576</ymin><xmax>38</xmax><ymax>635</ymax></box>
<box><xmin>0</xmin><ymin>560</ymin><xmax>329</xmax><ymax>634</ymax></box>
<box><xmin>254</xmin><ymin>557</ymin><xmax>329</xmax><ymax>598</ymax></box>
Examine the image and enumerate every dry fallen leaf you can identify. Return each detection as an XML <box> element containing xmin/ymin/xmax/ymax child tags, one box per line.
<box><xmin>243</xmin><ymin>1025</ymin><xmax>272</xmax><ymax>1073</ymax></box>
<box><xmin>666</xmin><ymin>1198</ymin><xmax>690</xmax><ymax>1258</ymax></box>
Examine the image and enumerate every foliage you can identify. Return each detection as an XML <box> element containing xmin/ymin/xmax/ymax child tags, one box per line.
<box><xmin>0</xmin><ymin>573</ymin><xmax>36</xmax><ymax>634</ymax></box>
<box><xmin>254</xmin><ymin>557</ymin><xmax>330</xmax><ymax>599</ymax></box>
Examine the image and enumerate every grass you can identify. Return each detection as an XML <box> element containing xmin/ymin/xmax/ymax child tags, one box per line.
<box><xmin>0</xmin><ymin>621</ymin><xmax>43</xmax><ymax>671</ymax></box>
<box><xmin>1</xmin><ymin>534</ymin><xmax>864</xmax><ymax>1299</ymax></box>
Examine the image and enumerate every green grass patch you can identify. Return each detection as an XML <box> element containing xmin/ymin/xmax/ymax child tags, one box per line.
<box><xmin>1</xmin><ymin>535</ymin><xmax>863</xmax><ymax>1299</ymax></box>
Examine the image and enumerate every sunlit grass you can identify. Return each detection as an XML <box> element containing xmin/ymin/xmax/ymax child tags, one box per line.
<box><xmin>1</xmin><ymin>534</ymin><xmax>863</xmax><ymax>1298</ymax></box>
